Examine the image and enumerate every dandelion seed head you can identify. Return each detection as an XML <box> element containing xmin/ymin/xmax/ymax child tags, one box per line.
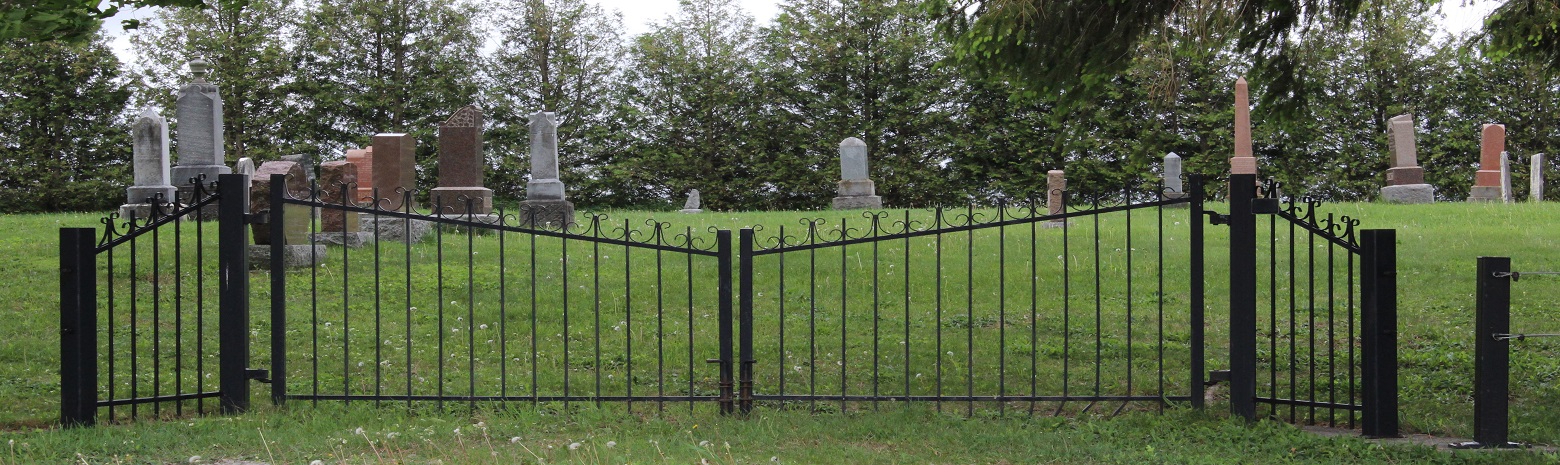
<box><xmin>569</xmin><ymin>442</ymin><xmax>581</xmax><ymax>450</ymax></box>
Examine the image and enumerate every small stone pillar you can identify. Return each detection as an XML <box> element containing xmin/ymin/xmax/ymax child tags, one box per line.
<box><xmin>519</xmin><ymin>112</ymin><xmax>575</xmax><ymax>228</ymax></box>
<box><xmin>248</xmin><ymin>161</ymin><xmax>325</xmax><ymax>268</ymax></box>
<box><xmin>1379</xmin><ymin>114</ymin><xmax>1435</xmax><ymax>203</ymax></box>
<box><xmin>680</xmin><ymin>189</ymin><xmax>702</xmax><ymax>213</ymax></box>
<box><xmin>170</xmin><ymin>59</ymin><xmax>232</xmax><ymax>218</ymax></box>
<box><xmin>430</xmin><ymin>105</ymin><xmax>495</xmax><ymax>218</ymax></box>
<box><xmin>1162</xmin><ymin>153</ymin><xmax>1190</xmax><ymax>208</ymax></box>
<box><xmin>831</xmin><ymin>137</ymin><xmax>882</xmax><ymax>210</ymax></box>
<box><xmin>1230</xmin><ymin>77</ymin><xmax>1258</xmax><ymax>176</ymax></box>
<box><xmin>120</xmin><ymin>109</ymin><xmax>177</xmax><ymax>219</ymax></box>
<box><xmin>1469</xmin><ymin>124</ymin><xmax>1506</xmax><ymax>202</ymax></box>
<box><xmin>1501</xmin><ymin>153</ymin><xmax>1514</xmax><ymax>203</ymax></box>
<box><xmin>344</xmin><ymin>147</ymin><xmax>373</xmax><ymax>202</ymax></box>
<box><xmin>235</xmin><ymin>157</ymin><xmax>255</xmax><ymax>177</ymax></box>
<box><xmin>370</xmin><ymin>133</ymin><xmax>416</xmax><ymax>209</ymax></box>
<box><xmin>1532</xmin><ymin>154</ymin><xmax>1545</xmax><ymax>202</ymax></box>
<box><xmin>313</xmin><ymin>161</ymin><xmax>369</xmax><ymax>247</ymax></box>
<box><xmin>1044</xmin><ymin>170</ymin><xmax>1066</xmax><ymax>228</ymax></box>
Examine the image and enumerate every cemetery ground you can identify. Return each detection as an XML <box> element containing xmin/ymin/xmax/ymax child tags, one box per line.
<box><xmin>2</xmin><ymin>202</ymin><xmax>1560</xmax><ymax>463</ymax></box>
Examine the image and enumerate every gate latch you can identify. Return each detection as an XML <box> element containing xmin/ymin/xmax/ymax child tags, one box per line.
<box><xmin>1203</xmin><ymin>210</ymin><xmax>1229</xmax><ymax>225</ymax></box>
<box><xmin>247</xmin><ymin>368</ymin><xmax>272</xmax><ymax>384</ymax></box>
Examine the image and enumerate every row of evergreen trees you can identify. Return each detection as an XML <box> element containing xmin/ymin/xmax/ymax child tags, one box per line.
<box><xmin>1</xmin><ymin>0</ymin><xmax>1557</xmax><ymax>213</ymax></box>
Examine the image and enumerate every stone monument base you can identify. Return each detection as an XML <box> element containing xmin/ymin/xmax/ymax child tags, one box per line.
<box><xmin>118</xmin><ymin>203</ymin><xmax>181</xmax><ymax>220</ymax></box>
<box><xmin>363</xmin><ymin>216</ymin><xmax>434</xmax><ymax>243</ymax></box>
<box><xmin>176</xmin><ymin>184</ymin><xmax>219</xmax><ymax>220</ymax></box>
<box><xmin>312</xmin><ymin>232</ymin><xmax>372</xmax><ymax>248</ymax></box>
<box><xmin>1041</xmin><ymin>219</ymin><xmax>1067</xmax><ymax>229</ymax></box>
<box><xmin>248</xmin><ymin>244</ymin><xmax>327</xmax><ymax>269</ymax></box>
<box><xmin>1161</xmin><ymin>191</ymin><xmax>1190</xmax><ymax>208</ymax></box>
<box><xmin>519</xmin><ymin>200</ymin><xmax>575</xmax><ymax>229</ymax></box>
<box><xmin>832</xmin><ymin>195</ymin><xmax>882</xmax><ymax>210</ymax></box>
<box><xmin>1467</xmin><ymin>186</ymin><xmax>1504</xmax><ymax>203</ymax></box>
<box><xmin>1380</xmin><ymin>184</ymin><xmax>1435</xmax><ymax>204</ymax></box>
<box><xmin>680</xmin><ymin>208</ymin><xmax>703</xmax><ymax>214</ymax></box>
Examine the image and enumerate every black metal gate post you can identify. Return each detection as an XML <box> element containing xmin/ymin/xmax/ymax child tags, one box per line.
<box><xmin>717</xmin><ymin>229</ymin><xmax>735</xmax><ymax>414</ymax></box>
<box><xmin>1188</xmin><ymin>175</ymin><xmax>1207</xmax><ymax>409</ymax></box>
<box><xmin>1228</xmin><ymin>173</ymin><xmax>1258</xmax><ymax>421</ymax></box>
<box><xmin>218</xmin><ymin>174</ymin><xmax>252</xmax><ymax>414</ymax></box>
<box><xmin>738</xmin><ymin>228</ymin><xmax>755</xmax><ymax>414</ymax></box>
<box><xmin>269</xmin><ymin>173</ymin><xmax>287</xmax><ymax>406</ymax></box>
<box><xmin>1472</xmin><ymin>256</ymin><xmax>1513</xmax><ymax>447</ymax></box>
<box><xmin>1359</xmin><ymin>229</ymin><xmax>1399</xmax><ymax>437</ymax></box>
<box><xmin>60</xmin><ymin>228</ymin><xmax>99</xmax><ymax>427</ymax></box>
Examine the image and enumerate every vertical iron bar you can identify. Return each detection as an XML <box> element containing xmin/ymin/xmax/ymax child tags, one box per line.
<box><xmin>935</xmin><ymin>211</ymin><xmax>943</xmax><ymax>412</ymax></box>
<box><xmin>219</xmin><ymin>173</ymin><xmax>252</xmax><ymax>414</ymax></box>
<box><xmin>739</xmin><ymin>229</ymin><xmax>755</xmax><ymax>414</ymax></box>
<box><xmin>60</xmin><ymin>228</ymin><xmax>98</xmax><ymax>427</ymax></box>
<box><xmin>152</xmin><ymin>221</ymin><xmax>161</xmax><ymax>416</ymax></box>
<box><xmin>1227</xmin><ymin>173</ymin><xmax>1257</xmax><ymax>421</ymax></box>
<box><xmin>625</xmin><ymin>221</ymin><xmax>633</xmax><ymax>412</ymax></box>
<box><xmin>1472</xmin><ymin>256</ymin><xmax>1510</xmax><ymax>446</ymax></box>
<box><xmin>437</xmin><ymin>217</ymin><xmax>446</xmax><ymax>409</ymax></box>
<box><xmin>1307</xmin><ymin>227</ymin><xmax>1316</xmax><ymax>424</ymax></box>
<box><xmin>271</xmin><ymin>175</ymin><xmax>288</xmax><ymax>406</ymax></box>
<box><xmin>1360</xmin><ymin>230</ymin><xmax>1399</xmax><ymax>438</ymax></box>
<box><xmin>1188</xmin><ymin>174</ymin><xmax>1205</xmax><ymax>408</ymax></box>
<box><xmin>1327</xmin><ymin>235</ymin><xmax>1337</xmax><ymax>426</ymax></box>
<box><xmin>593</xmin><ymin>222</ymin><xmax>602</xmax><ymax>408</ymax></box>
<box><xmin>968</xmin><ymin>208</ymin><xmax>976</xmax><ymax>416</ymax></box>
<box><xmin>1030</xmin><ymin>205</ymin><xmax>1038</xmax><ymax>414</ymax></box>
<box><xmin>998</xmin><ymin>208</ymin><xmax>1007</xmax><ymax>415</ymax></box>
<box><xmin>1288</xmin><ymin>210</ymin><xmax>1298</xmax><ymax>422</ymax></box>
<box><xmin>717</xmin><ymin>229</ymin><xmax>735</xmax><ymax>415</ymax></box>
<box><xmin>872</xmin><ymin>225</ymin><xmax>881</xmax><ymax>411</ymax></box>
<box><xmin>468</xmin><ymin>214</ymin><xmax>477</xmax><ymax>411</ymax></box>
<box><xmin>842</xmin><ymin>219</ymin><xmax>849</xmax><ymax>414</ymax></box>
<box><xmin>174</xmin><ymin>208</ymin><xmax>184</xmax><ymax>415</ymax></box>
<box><xmin>1268</xmin><ymin>208</ymin><xmax>1278</xmax><ymax>419</ymax></box>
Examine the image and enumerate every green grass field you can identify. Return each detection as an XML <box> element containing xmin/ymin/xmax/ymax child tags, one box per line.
<box><xmin>4</xmin><ymin>200</ymin><xmax>1560</xmax><ymax>463</ymax></box>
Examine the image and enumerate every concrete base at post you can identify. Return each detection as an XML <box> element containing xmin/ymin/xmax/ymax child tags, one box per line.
<box><xmin>312</xmin><ymin>232</ymin><xmax>372</xmax><ymax>248</ymax></box>
<box><xmin>1467</xmin><ymin>186</ymin><xmax>1504</xmax><ymax>203</ymax></box>
<box><xmin>248</xmin><ymin>244</ymin><xmax>326</xmax><ymax>269</ymax></box>
<box><xmin>519</xmin><ymin>200</ymin><xmax>575</xmax><ymax>229</ymax></box>
<box><xmin>363</xmin><ymin>216</ymin><xmax>434</xmax><ymax>243</ymax></box>
<box><xmin>1380</xmin><ymin>184</ymin><xmax>1435</xmax><ymax>204</ymax></box>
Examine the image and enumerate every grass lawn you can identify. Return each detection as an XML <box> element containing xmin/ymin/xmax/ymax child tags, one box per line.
<box><xmin>3</xmin><ymin>200</ymin><xmax>1560</xmax><ymax>462</ymax></box>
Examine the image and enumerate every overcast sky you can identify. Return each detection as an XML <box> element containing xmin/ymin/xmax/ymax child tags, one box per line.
<box><xmin>102</xmin><ymin>0</ymin><xmax>1498</xmax><ymax>66</ymax></box>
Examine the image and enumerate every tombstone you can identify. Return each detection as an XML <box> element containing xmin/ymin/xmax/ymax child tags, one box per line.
<box><xmin>342</xmin><ymin>147</ymin><xmax>373</xmax><ymax>202</ymax></box>
<box><xmin>1379</xmin><ymin>114</ymin><xmax>1435</xmax><ymax>203</ymax></box>
<box><xmin>519</xmin><ymin>112</ymin><xmax>575</xmax><ymax>228</ymax></box>
<box><xmin>119</xmin><ymin>109</ymin><xmax>178</xmax><ymax>219</ymax></box>
<box><xmin>370</xmin><ymin>133</ymin><xmax>416</xmax><ymax>209</ymax></box>
<box><xmin>280</xmin><ymin>154</ymin><xmax>315</xmax><ymax>184</ymax></box>
<box><xmin>430</xmin><ymin>105</ymin><xmax>495</xmax><ymax>217</ymax></box>
<box><xmin>248</xmin><ymin>161</ymin><xmax>326</xmax><ymax>268</ymax></box>
<box><xmin>1043</xmin><ymin>170</ymin><xmax>1066</xmax><ymax>229</ymax></box>
<box><xmin>831</xmin><ymin>137</ymin><xmax>883</xmax><ymax>210</ymax></box>
<box><xmin>1161</xmin><ymin>152</ymin><xmax>1188</xmax><ymax>201</ymax></box>
<box><xmin>313</xmin><ymin>161</ymin><xmax>370</xmax><ymax>247</ymax></box>
<box><xmin>1230</xmin><ymin>77</ymin><xmax>1258</xmax><ymax>176</ymax></box>
<box><xmin>1501</xmin><ymin>153</ymin><xmax>1514</xmax><ymax>203</ymax></box>
<box><xmin>235</xmin><ymin>157</ymin><xmax>255</xmax><ymax>177</ymax></box>
<box><xmin>1468</xmin><ymin>124</ymin><xmax>1506</xmax><ymax>202</ymax></box>
<box><xmin>169</xmin><ymin>59</ymin><xmax>231</xmax><ymax>217</ymax></box>
<box><xmin>680</xmin><ymin>189</ymin><xmax>702</xmax><ymax>214</ymax></box>
<box><xmin>1532</xmin><ymin>154</ymin><xmax>1545</xmax><ymax>202</ymax></box>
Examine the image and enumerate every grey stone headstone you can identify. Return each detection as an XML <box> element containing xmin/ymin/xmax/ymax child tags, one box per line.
<box><xmin>1386</xmin><ymin>114</ymin><xmax>1418</xmax><ymax>168</ymax></box>
<box><xmin>680</xmin><ymin>189</ymin><xmax>702</xmax><ymax>213</ymax></box>
<box><xmin>280</xmin><ymin>154</ymin><xmax>315</xmax><ymax>183</ymax></box>
<box><xmin>1501</xmin><ymin>152</ymin><xmax>1513</xmax><ymax>203</ymax></box>
<box><xmin>526</xmin><ymin>111</ymin><xmax>565</xmax><ymax>200</ymax></box>
<box><xmin>840</xmin><ymin>137</ymin><xmax>868</xmax><ymax>180</ymax></box>
<box><xmin>126</xmin><ymin>109</ymin><xmax>175</xmax><ymax>204</ymax></box>
<box><xmin>170</xmin><ymin>58</ymin><xmax>231</xmax><ymax>185</ymax></box>
<box><xmin>1533</xmin><ymin>153</ymin><xmax>1546</xmax><ymax>202</ymax></box>
<box><xmin>1163</xmin><ymin>152</ymin><xmax>1183</xmax><ymax>194</ymax></box>
<box><xmin>235</xmin><ymin>157</ymin><xmax>255</xmax><ymax>176</ymax></box>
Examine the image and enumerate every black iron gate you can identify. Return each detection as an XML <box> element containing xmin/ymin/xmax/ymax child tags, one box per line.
<box><xmin>61</xmin><ymin>173</ymin><xmax>1396</xmax><ymax>436</ymax></box>
<box><xmin>60</xmin><ymin>174</ymin><xmax>255</xmax><ymax>426</ymax></box>
<box><xmin>1224</xmin><ymin>173</ymin><xmax>1398</xmax><ymax>436</ymax></box>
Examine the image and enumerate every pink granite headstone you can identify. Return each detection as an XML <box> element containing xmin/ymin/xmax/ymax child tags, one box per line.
<box><xmin>319</xmin><ymin>161</ymin><xmax>358</xmax><ymax>232</ymax></box>
<box><xmin>1231</xmin><ymin>77</ymin><xmax>1257</xmax><ymax>175</ymax></box>
<box><xmin>430</xmin><ymin>105</ymin><xmax>493</xmax><ymax>215</ymax></box>
<box><xmin>345</xmin><ymin>147</ymin><xmax>373</xmax><ymax>202</ymax></box>
<box><xmin>371</xmin><ymin>134</ymin><xmax>416</xmax><ymax>209</ymax></box>
<box><xmin>1468</xmin><ymin>124</ymin><xmax>1506</xmax><ymax>202</ymax></box>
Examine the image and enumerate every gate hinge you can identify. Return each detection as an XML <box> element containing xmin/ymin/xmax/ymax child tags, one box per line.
<box><xmin>247</xmin><ymin>368</ymin><xmax>272</xmax><ymax>384</ymax></box>
<box><xmin>1203</xmin><ymin>210</ymin><xmax>1229</xmax><ymax>226</ymax></box>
